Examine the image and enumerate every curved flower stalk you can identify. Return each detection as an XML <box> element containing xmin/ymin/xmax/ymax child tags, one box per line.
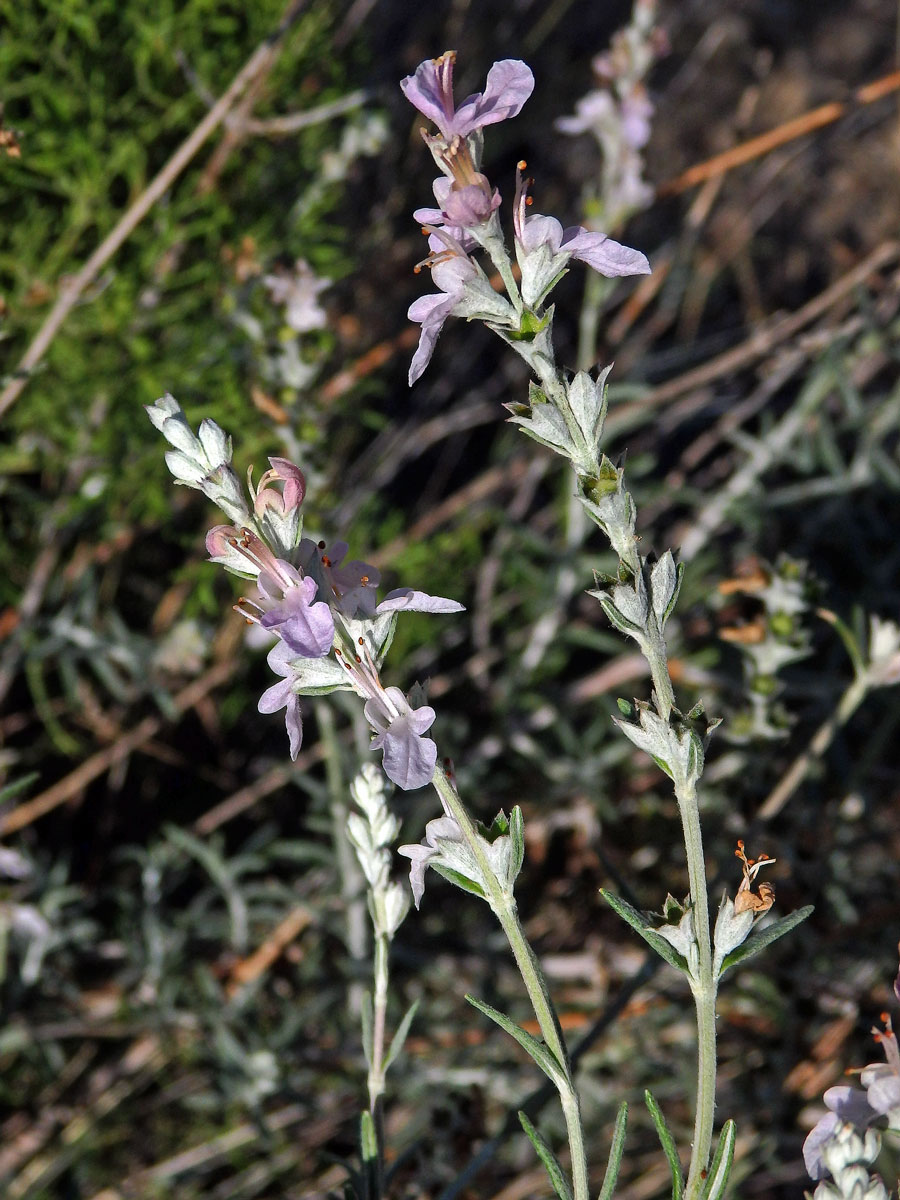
<box><xmin>403</xmin><ymin>52</ymin><xmax>811</xmax><ymax>1200</ymax></box>
<box><xmin>147</xmin><ymin>395</ymin><xmax>463</xmax><ymax>790</ymax></box>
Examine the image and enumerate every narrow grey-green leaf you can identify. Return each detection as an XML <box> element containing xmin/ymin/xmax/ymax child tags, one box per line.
<box><xmin>384</xmin><ymin>998</ymin><xmax>419</xmax><ymax>1073</ymax></box>
<box><xmin>644</xmin><ymin>1090</ymin><xmax>684</xmax><ymax>1200</ymax></box>
<box><xmin>700</xmin><ymin>1120</ymin><xmax>736</xmax><ymax>1199</ymax></box>
<box><xmin>719</xmin><ymin>906</ymin><xmax>814</xmax><ymax>979</ymax></box>
<box><xmin>510</xmin><ymin>805</ymin><xmax>525</xmax><ymax>881</ymax></box>
<box><xmin>466</xmin><ymin>994</ymin><xmax>566</xmax><ymax>1085</ymax></box>
<box><xmin>600</xmin><ymin>890</ymin><xmax>689</xmax><ymax>973</ymax></box>
<box><xmin>360</xmin><ymin>1110</ymin><xmax>378</xmax><ymax>1162</ymax></box>
<box><xmin>431</xmin><ymin>864</ymin><xmax>486</xmax><ymax>899</ymax></box>
<box><xmin>360</xmin><ymin>990</ymin><xmax>374</xmax><ymax>1068</ymax></box>
<box><xmin>518</xmin><ymin>1111</ymin><xmax>574</xmax><ymax>1200</ymax></box>
<box><xmin>598</xmin><ymin>1101</ymin><xmax>628</xmax><ymax>1200</ymax></box>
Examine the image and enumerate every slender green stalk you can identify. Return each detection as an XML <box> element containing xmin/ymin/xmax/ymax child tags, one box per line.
<box><xmin>430</xmin><ymin>765</ymin><xmax>589</xmax><ymax>1200</ymax></box>
<box><xmin>675</xmin><ymin>778</ymin><xmax>716</xmax><ymax>1198</ymax></box>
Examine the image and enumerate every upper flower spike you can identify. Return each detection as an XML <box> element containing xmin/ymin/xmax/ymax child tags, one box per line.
<box><xmin>401</xmin><ymin>51</ymin><xmax>534</xmax><ymax>140</ymax></box>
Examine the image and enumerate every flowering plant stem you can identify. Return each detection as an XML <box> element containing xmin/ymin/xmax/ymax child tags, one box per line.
<box><xmin>430</xmin><ymin>764</ymin><xmax>589</xmax><ymax>1200</ymax></box>
<box><xmin>676</xmin><ymin>777</ymin><xmax>716</xmax><ymax>1199</ymax></box>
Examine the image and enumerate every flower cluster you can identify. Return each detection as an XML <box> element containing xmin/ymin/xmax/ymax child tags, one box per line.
<box><xmin>804</xmin><ymin>958</ymin><xmax>900</xmax><ymax>1183</ymax></box>
<box><xmin>402</xmin><ymin>51</ymin><xmax>650</xmax><ymax>385</ymax></box>
<box><xmin>147</xmin><ymin>396</ymin><xmax>463</xmax><ymax>789</ymax></box>
<box><xmin>556</xmin><ymin>0</ymin><xmax>666</xmax><ymax>226</ymax></box>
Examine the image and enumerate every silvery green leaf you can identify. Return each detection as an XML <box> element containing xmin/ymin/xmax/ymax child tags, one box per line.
<box><xmin>700</xmin><ymin>1120</ymin><xmax>736</xmax><ymax>1199</ymax></box>
<box><xmin>466</xmin><ymin>994</ymin><xmax>566</xmax><ymax>1086</ymax></box>
<box><xmin>650</xmin><ymin>551</ymin><xmax>683</xmax><ymax>629</ymax></box>
<box><xmin>509</xmin><ymin>806</ymin><xmax>525</xmax><ymax>883</ymax></box>
<box><xmin>600</xmin><ymin>890</ymin><xmax>689</xmax><ymax>973</ymax></box>
<box><xmin>611</xmin><ymin>578</ymin><xmax>649</xmax><ymax>629</ymax></box>
<box><xmin>384</xmin><ymin>999</ymin><xmax>419</xmax><ymax>1072</ymax></box>
<box><xmin>567</xmin><ymin>365</ymin><xmax>611</xmax><ymax>453</ymax></box>
<box><xmin>288</xmin><ymin>656</ymin><xmax>350</xmax><ymax>695</ymax></box>
<box><xmin>613</xmin><ymin>704</ymin><xmax>676</xmax><ymax>778</ymax></box>
<box><xmin>518</xmin><ymin>1112</ymin><xmax>573</xmax><ymax>1200</ymax></box>
<box><xmin>430</xmin><ymin>864</ymin><xmax>486</xmax><ymax>898</ymax></box>
<box><xmin>719</xmin><ymin>905</ymin><xmax>814</xmax><ymax>979</ymax></box>
<box><xmin>595</xmin><ymin>592</ymin><xmax>645</xmax><ymax>638</ymax></box>
<box><xmin>598</xmin><ymin>1101</ymin><xmax>628</xmax><ymax>1200</ymax></box>
<box><xmin>510</xmin><ymin>400</ymin><xmax>577</xmax><ymax>458</ymax></box>
<box><xmin>644</xmin><ymin>1090</ymin><xmax>684</xmax><ymax>1200</ymax></box>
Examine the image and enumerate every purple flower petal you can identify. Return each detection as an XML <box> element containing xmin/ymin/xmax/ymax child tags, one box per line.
<box><xmin>453</xmin><ymin>59</ymin><xmax>534</xmax><ymax>135</ymax></box>
<box><xmin>560</xmin><ymin>227</ymin><xmax>651</xmax><ymax>277</ymax></box>
<box><xmin>364</xmin><ymin>688</ymin><xmax>438</xmax><ymax>790</ymax></box>
<box><xmin>441</xmin><ymin>183</ymin><xmax>502</xmax><ymax>228</ymax></box>
<box><xmin>261</xmin><ymin>575</ymin><xmax>335</xmax><ymax>657</ymax></box>
<box><xmin>401</xmin><ymin>55</ymin><xmax>532</xmax><ymax>140</ymax></box>
<box><xmin>257</xmin><ymin>642</ymin><xmax>303</xmax><ymax>759</ymax></box>
<box><xmin>803</xmin><ymin>1112</ymin><xmax>841</xmax><ymax>1180</ymax></box>
<box><xmin>380</xmin><ymin>724</ymin><xmax>438</xmax><ymax>791</ymax></box>
<box><xmin>400</xmin><ymin>54</ymin><xmax>457</xmax><ymax>135</ymax></box>
<box><xmin>376</xmin><ymin>588</ymin><xmax>464</xmax><ymax>614</ymax></box>
<box><xmin>407</xmin><ymin>290</ymin><xmax>459</xmax><ymax>385</ymax></box>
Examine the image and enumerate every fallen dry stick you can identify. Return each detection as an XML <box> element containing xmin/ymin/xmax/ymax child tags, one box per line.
<box><xmin>657</xmin><ymin>69</ymin><xmax>900</xmax><ymax>197</ymax></box>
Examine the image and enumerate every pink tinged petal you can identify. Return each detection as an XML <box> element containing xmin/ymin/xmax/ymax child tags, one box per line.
<box><xmin>376</xmin><ymin>588</ymin><xmax>465</xmax><ymax>614</ymax></box>
<box><xmin>414</xmin><ymin>205</ymin><xmax>445</xmax><ymax>225</ymax></box>
<box><xmin>400</xmin><ymin>56</ymin><xmax>457</xmax><ymax>132</ymax></box>
<box><xmin>397</xmin><ymin>843</ymin><xmax>434</xmax><ymax>908</ymax></box>
<box><xmin>453</xmin><ymin>59</ymin><xmax>535</xmax><ymax>135</ymax></box>
<box><xmin>802</xmin><ymin>1112</ymin><xmax>842</xmax><ymax>1180</ymax></box>
<box><xmin>277</xmin><ymin>600</ymin><xmax>335</xmax><ymax>657</ymax></box>
<box><xmin>519</xmin><ymin>213</ymin><xmax>565</xmax><ymax>254</ymax></box>
<box><xmin>257</xmin><ymin>678</ymin><xmax>303</xmax><ymax>759</ymax></box>
<box><xmin>379</xmin><ymin>721</ymin><xmax>438</xmax><ymax>790</ymax></box>
<box><xmin>407</xmin><ymin>291</ymin><xmax>458</xmax><ymax>385</ymax></box>
<box><xmin>267</xmin><ymin>458</ymin><xmax>306</xmax><ymax>509</ymax></box>
<box><xmin>441</xmin><ymin>183</ymin><xmax>502</xmax><ymax>228</ymax></box>
<box><xmin>560</xmin><ymin>227</ymin><xmax>651</xmax><ymax>277</ymax></box>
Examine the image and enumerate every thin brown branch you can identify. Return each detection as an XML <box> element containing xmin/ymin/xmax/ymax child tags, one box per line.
<box><xmin>0</xmin><ymin>660</ymin><xmax>234</xmax><ymax>835</ymax></box>
<box><xmin>657</xmin><ymin>69</ymin><xmax>900</xmax><ymax>198</ymax></box>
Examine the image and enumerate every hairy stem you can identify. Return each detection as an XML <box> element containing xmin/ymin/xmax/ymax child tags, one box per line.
<box><xmin>676</xmin><ymin>776</ymin><xmax>716</xmax><ymax>1198</ymax></box>
<box><xmin>430</xmin><ymin>764</ymin><xmax>589</xmax><ymax>1200</ymax></box>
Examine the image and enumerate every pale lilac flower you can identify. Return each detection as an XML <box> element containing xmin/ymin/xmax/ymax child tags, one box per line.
<box><xmin>364</xmin><ymin>686</ymin><xmax>437</xmax><ymax>791</ymax></box>
<box><xmin>298</xmin><ymin>538</ymin><xmax>381</xmax><ymax>618</ymax></box>
<box><xmin>413</xmin><ymin>178</ymin><xmax>479</xmax><ymax>250</ymax></box>
<box><xmin>804</xmin><ymin>1010</ymin><xmax>900</xmax><ymax>1180</ymax></box>
<box><xmin>257</xmin><ymin>570</ymin><xmax>334</xmax><ymax>657</ymax></box>
<box><xmin>513</xmin><ymin>168</ymin><xmax>650</xmax><ymax>310</ymax></box>
<box><xmin>407</xmin><ymin>230</ymin><xmax>517</xmax><ymax>385</ymax></box>
<box><xmin>258</xmin><ymin>641</ymin><xmax>304</xmax><ymax>760</ymax></box>
<box><xmin>401</xmin><ymin>51</ymin><xmax>534</xmax><ymax>140</ymax></box>
<box><xmin>263</xmin><ymin>258</ymin><xmax>329</xmax><ymax>333</ymax></box>
<box><xmin>407</xmin><ymin>248</ymin><xmax>480</xmax><ymax>385</ymax></box>
<box><xmin>399</xmin><ymin>805</ymin><xmax>463</xmax><ymax>907</ymax></box>
<box><xmin>0</xmin><ymin>846</ymin><xmax>32</xmax><ymax>880</ymax></box>
<box><xmin>252</xmin><ymin>458</ymin><xmax>306</xmax><ymax>517</ymax></box>
<box><xmin>208</xmin><ymin>526</ymin><xmax>335</xmax><ymax>657</ymax></box>
<box><xmin>417</xmin><ymin>133</ymin><xmax>502</xmax><ymax>229</ymax></box>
